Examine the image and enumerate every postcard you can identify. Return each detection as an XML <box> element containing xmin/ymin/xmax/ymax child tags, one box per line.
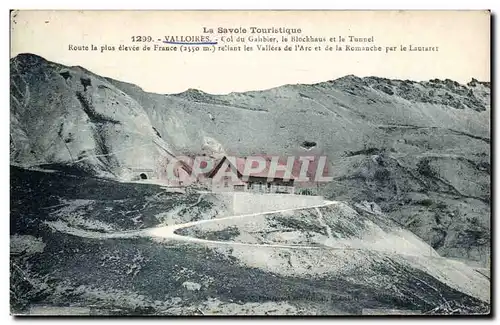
<box><xmin>10</xmin><ymin>10</ymin><xmax>491</xmax><ymax>316</ymax></box>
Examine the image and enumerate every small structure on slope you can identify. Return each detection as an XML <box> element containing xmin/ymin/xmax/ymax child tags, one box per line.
<box><xmin>206</xmin><ymin>156</ymin><xmax>295</xmax><ymax>194</ymax></box>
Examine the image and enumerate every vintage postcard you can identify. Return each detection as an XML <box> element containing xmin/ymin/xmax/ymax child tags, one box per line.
<box><xmin>9</xmin><ymin>10</ymin><xmax>491</xmax><ymax>316</ymax></box>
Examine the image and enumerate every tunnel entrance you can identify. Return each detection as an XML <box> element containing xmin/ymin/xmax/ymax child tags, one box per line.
<box><xmin>140</xmin><ymin>173</ymin><xmax>148</xmax><ymax>180</ymax></box>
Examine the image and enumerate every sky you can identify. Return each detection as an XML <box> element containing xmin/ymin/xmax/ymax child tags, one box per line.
<box><xmin>10</xmin><ymin>10</ymin><xmax>491</xmax><ymax>94</ymax></box>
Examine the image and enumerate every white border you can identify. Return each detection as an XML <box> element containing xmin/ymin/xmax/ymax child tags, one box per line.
<box><xmin>2</xmin><ymin>1</ymin><xmax>497</xmax><ymax>324</ymax></box>
<box><xmin>1</xmin><ymin>1</ymin><xmax>497</xmax><ymax>10</ymax></box>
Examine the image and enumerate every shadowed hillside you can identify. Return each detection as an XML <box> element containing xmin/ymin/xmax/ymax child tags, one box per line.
<box><xmin>10</xmin><ymin>167</ymin><xmax>490</xmax><ymax>315</ymax></box>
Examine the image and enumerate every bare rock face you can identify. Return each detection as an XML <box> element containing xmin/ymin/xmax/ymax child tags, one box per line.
<box><xmin>10</xmin><ymin>53</ymin><xmax>490</xmax><ymax>265</ymax></box>
<box><xmin>10</xmin><ymin>53</ymin><xmax>175</xmax><ymax>179</ymax></box>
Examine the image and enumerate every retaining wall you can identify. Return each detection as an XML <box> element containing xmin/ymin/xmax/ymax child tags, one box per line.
<box><xmin>218</xmin><ymin>192</ymin><xmax>325</xmax><ymax>215</ymax></box>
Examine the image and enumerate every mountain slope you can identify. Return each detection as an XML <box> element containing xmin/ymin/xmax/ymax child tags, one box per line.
<box><xmin>10</xmin><ymin>53</ymin><xmax>491</xmax><ymax>265</ymax></box>
<box><xmin>10</xmin><ymin>53</ymin><xmax>490</xmax><ymax>174</ymax></box>
<box><xmin>10</xmin><ymin>54</ymin><xmax>177</xmax><ymax>178</ymax></box>
<box><xmin>10</xmin><ymin>167</ymin><xmax>489</xmax><ymax>315</ymax></box>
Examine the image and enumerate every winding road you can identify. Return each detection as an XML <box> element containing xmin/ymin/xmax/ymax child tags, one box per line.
<box><xmin>44</xmin><ymin>196</ymin><xmax>491</xmax><ymax>304</ymax></box>
<box><xmin>46</xmin><ymin>199</ymin><xmax>337</xmax><ymax>249</ymax></box>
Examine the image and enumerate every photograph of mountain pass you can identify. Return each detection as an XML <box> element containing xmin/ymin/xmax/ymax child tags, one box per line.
<box><xmin>9</xmin><ymin>10</ymin><xmax>491</xmax><ymax>317</ymax></box>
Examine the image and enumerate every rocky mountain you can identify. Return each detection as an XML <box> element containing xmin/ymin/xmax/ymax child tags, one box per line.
<box><xmin>10</xmin><ymin>53</ymin><xmax>491</xmax><ymax>266</ymax></box>
<box><xmin>9</xmin><ymin>167</ymin><xmax>490</xmax><ymax>315</ymax></box>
